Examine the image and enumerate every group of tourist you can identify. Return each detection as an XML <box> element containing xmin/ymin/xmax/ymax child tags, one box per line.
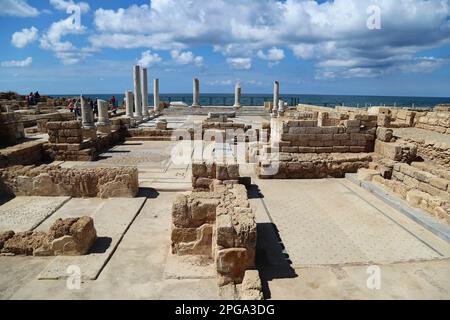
<box><xmin>25</xmin><ymin>91</ymin><xmax>40</xmax><ymax>106</ymax></box>
<box><xmin>67</xmin><ymin>96</ymin><xmax>119</xmax><ymax>118</ymax></box>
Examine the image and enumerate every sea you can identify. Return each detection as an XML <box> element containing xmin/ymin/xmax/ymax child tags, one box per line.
<box><xmin>48</xmin><ymin>93</ymin><xmax>450</xmax><ymax>109</ymax></box>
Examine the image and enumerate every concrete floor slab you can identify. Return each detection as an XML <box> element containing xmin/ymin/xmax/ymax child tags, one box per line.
<box><xmin>0</xmin><ymin>196</ymin><xmax>71</xmax><ymax>232</ymax></box>
<box><xmin>2</xmin><ymin>192</ymin><xmax>219</xmax><ymax>300</ymax></box>
<box><xmin>36</xmin><ymin>197</ymin><xmax>146</xmax><ymax>280</ymax></box>
<box><xmin>163</xmin><ymin>252</ymin><xmax>216</xmax><ymax>280</ymax></box>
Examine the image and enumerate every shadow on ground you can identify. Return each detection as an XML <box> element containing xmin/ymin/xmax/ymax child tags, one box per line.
<box><xmin>246</xmin><ymin>183</ymin><xmax>297</xmax><ymax>299</ymax></box>
<box><xmin>89</xmin><ymin>236</ymin><xmax>112</xmax><ymax>254</ymax></box>
<box><xmin>138</xmin><ymin>187</ymin><xmax>160</xmax><ymax>199</ymax></box>
<box><xmin>256</xmin><ymin>223</ymin><xmax>298</xmax><ymax>299</ymax></box>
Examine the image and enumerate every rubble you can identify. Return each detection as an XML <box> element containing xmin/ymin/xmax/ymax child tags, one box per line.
<box><xmin>0</xmin><ymin>216</ymin><xmax>96</xmax><ymax>256</ymax></box>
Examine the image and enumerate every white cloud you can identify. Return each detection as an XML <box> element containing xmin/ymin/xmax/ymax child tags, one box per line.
<box><xmin>0</xmin><ymin>0</ymin><xmax>39</xmax><ymax>17</ymax></box>
<box><xmin>137</xmin><ymin>50</ymin><xmax>162</xmax><ymax>67</ymax></box>
<box><xmin>39</xmin><ymin>14</ymin><xmax>93</xmax><ymax>65</ymax></box>
<box><xmin>11</xmin><ymin>26</ymin><xmax>38</xmax><ymax>48</ymax></box>
<box><xmin>171</xmin><ymin>50</ymin><xmax>203</xmax><ymax>66</ymax></box>
<box><xmin>227</xmin><ymin>58</ymin><xmax>252</xmax><ymax>70</ymax></box>
<box><xmin>257</xmin><ymin>47</ymin><xmax>285</xmax><ymax>61</ymax></box>
<box><xmin>49</xmin><ymin>0</ymin><xmax>90</xmax><ymax>13</ymax></box>
<box><xmin>1</xmin><ymin>57</ymin><xmax>32</xmax><ymax>67</ymax></box>
<box><xmin>257</xmin><ymin>47</ymin><xmax>285</xmax><ymax>67</ymax></box>
<box><xmin>84</xmin><ymin>0</ymin><xmax>450</xmax><ymax>77</ymax></box>
<box><xmin>207</xmin><ymin>79</ymin><xmax>233</xmax><ymax>86</ymax></box>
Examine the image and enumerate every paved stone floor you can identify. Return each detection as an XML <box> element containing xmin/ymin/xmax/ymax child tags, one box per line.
<box><xmin>394</xmin><ymin>127</ymin><xmax>450</xmax><ymax>144</ymax></box>
<box><xmin>1</xmin><ymin>115</ymin><xmax>449</xmax><ymax>299</ymax></box>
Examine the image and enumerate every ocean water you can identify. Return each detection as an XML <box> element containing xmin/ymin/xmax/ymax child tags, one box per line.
<box><xmin>49</xmin><ymin>93</ymin><xmax>450</xmax><ymax>108</ymax></box>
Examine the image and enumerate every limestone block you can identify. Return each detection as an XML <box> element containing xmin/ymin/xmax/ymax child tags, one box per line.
<box><xmin>240</xmin><ymin>270</ymin><xmax>264</xmax><ymax>300</ymax></box>
<box><xmin>172</xmin><ymin>224</ymin><xmax>213</xmax><ymax>256</ymax></box>
<box><xmin>376</xmin><ymin>127</ymin><xmax>393</xmax><ymax>142</ymax></box>
<box><xmin>357</xmin><ymin>168</ymin><xmax>381</xmax><ymax>181</ymax></box>
<box><xmin>216</xmin><ymin>247</ymin><xmax>254</xmax><ymax>286</ymax></box>
<box><xmin>47</xmin><ymin>216</ymin><xmax>97</xmax><ymax>256</ymax></box>
<box><xmin>406</xmin><ymin>190</ymin><xmax>431</xmax><ymax>207</ymax></box>
<box><xmin>172</xmin><ymin>195</ymin><xmax>190</xmax><ymax>228</ymax></box>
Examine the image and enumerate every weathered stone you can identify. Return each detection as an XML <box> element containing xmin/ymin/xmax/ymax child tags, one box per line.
<box><xmin>216</xmin><ymin>248</ymin><xmax>254</xmax><ymax>286</ymax></box>
<box><xmin>240</xmin><ymin>270</ymin><xmax>264</xmax><ymax>300</ymax></box>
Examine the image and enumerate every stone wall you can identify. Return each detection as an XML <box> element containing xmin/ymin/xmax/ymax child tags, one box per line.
<box><xmin>257</xmin><ymin>153</ymin><xmax>371</xmax><ymax>179</ymax></box>
<box><xmin>0</xmin><ymin>112</ymin><xmax>25</xmax><ymax>146</ymax></box>
<box><xmin>374</xmin><ymin>140</ymin><xmax>417</xmax><ymax>163</ymax></box>
<box><xmin>192</xmin><ymin>162</ymin><xmax>240</xmax><ymax>190</ymax></box>
<box><xmin>0</xmin><ymin>165</ymin><xmax>139</xmax><ymax>198</ymax></box>
<box><xmin>36</xmin><ymin>112</ymin><xmax>76</xmax><ymax>133</ymax></box>
<box><xmin>171</xmin><ymin>183</ymin><xmax>256</xmax><ymax>286</ymax></box>
<box><xmin>277</xmin><ymin>119</ymin><xmax>375</xmax><ymax>154</ymax></box>
<box><xmin>0</xmin><ymin>141</ymin><xmax>44</xmax><ymax>168</ymax></box>
<box><xmin>415</xmin><ymin>111</ymin><xmax>450</xmax><ymax>134</ymax></box>
<box><xmin>401</xmin><ymin>139</ymin><xmax>450</xmax><ymax>169</ymax></box>
<box><xmin>369</xmin><ymin>162</ymin><xmax>450</xmax><ymax>225</ymax></box>
<box><xmin>44</xmin><ymin>121</ymin><xmax>95</xmax><ymax>161</ymax></box>
<box><xmin>44</xmin><ymin>119</ymin><xmax>129</xmax><ymax>161</ymax></box>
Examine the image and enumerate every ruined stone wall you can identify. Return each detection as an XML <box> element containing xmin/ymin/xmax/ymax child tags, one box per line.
<box><xmin>192</xmin><ymin>162</ymin><xmax>240</xmax><ymax>190</ymax></box>
<box><xmin>371</xmin><ymin>162</ymin><xmax>450</xmax><ymax>225</ymax></box>
<box><xmin>402</xmin><ymin>138</ymin><xmax>450</xmax><ymax>169</ymax></box>
<box><xmin>0</xmin><ymin>165</ymin><xmax>139</xmax><ymax>198</ymax></box>
<box><xmin>0</xmin><ymin>112</ymin><xmax>25</xmax><ymax>146</ymax></box>
<box><xmin>171</xmin><ymin>183</ymin><xmax>256</xmax><ymax>286</ymax></box>
<box><xmin>278</xmin><ymin>119</ymin><xmax>375</xmax><ymax>154</ymax></box>
<box><xmin>44</xmin><ymin>121</ymin><xmax>95</xmax><ymax>161</ymax></box>
<box><xmin>45</xmin><ymin>119</ymin><xmax>129</xmax><ymax>161</ymax></box>
<box><xmin>36</xmin><ymin>112</ymin><xmax>76</xmax><ymax>133</ymax></box>
<box><xmin>0</xmin><ymin>141</ymin><xmax>44</xmax><ymax>168</ymax></box>
<box><xmin>390</xmin><ymin>110</ymin><xmax>416</xmax><ymax>128</ymax></box>
<box><xmin>257</xmin><ymin>153</ymin><xmax>371</xmax><ymax>179</ymax></box>
<box><xmin>434</xmin><ymin>104</ymin><xmax>450</xmax><ymax>112</ymax></box>
<box><xmin>374</xmin><ymin>140</ymin><xmax>417</xmax><ymax>163</ymax></box>
<box><xmin>415</xmin><ymin>111</ymin><xmax>450</xmax><ymax>134</ymax></box>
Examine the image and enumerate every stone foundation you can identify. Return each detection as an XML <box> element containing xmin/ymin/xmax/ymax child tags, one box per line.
<box><xmin>415</xmin><ymin>111</ymin><xmax>450</xmax><ymax>134</ymax></box>
<box><xmin>359</xmin><ymin>162</ymin><xmax>450</xmax><ymax>225</ymax></box>
<box><xmin>276</xmin><ymin>117</ymin><xmax>376</xmax><ymax>154</ymax></box>
<box><xmin>0</xmin><ymin>216</ymin><xmax>96</xmax><ymax>256</ymax></box>
<box><xmin>172</xmin><ymin>162</ymin><xmax>256</xmax><ymax>287</ymax></box>
<box><xmin>402</xmin><ymin>138</ymin><xmax>450</xmax><ymax>169</ymax></box>
<box><xmin>0</xmin><ymin>112</ymin><xmax>25</xmax><ymax>146</ymax></box>
<box><xmin>172</xmin><ymin>184</ymin><xmax>256</xmax><ymax>286</ymax></box>
<box><xmin>0</xmin><ymin>141</ymin><xmax>44</xmax><ymax>168</ymax></box>
<box><xmin>0</xmin><ymin>165</ymin><xmax>139</xmax><ymax>198</ymax></box>
<box><xmin>192</xmin><ymin>162</ymin><xmax>240</xmax><ymax>190</ymax></box>
<box><xmin>257</xmin><ymin>152</ymin><xmax>371</xmax><ymax>179</ymax></box>
<box><xmin>374</xmin><ymin>140</ymin><xmax>417</xmax><ymax>163</ymax></box>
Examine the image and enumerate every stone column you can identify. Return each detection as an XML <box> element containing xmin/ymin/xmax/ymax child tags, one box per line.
<box><xmin>277</xmin><ymin>99</ymin><xmax>285</xmax><ymax>117</ymax></box>
<box><xmin>233</xmin><ymin>82</ymin><xmax>242</xmax><ymax>109</ymax></box>
<box><xmin>97</xmin><ymin>100</ymin><xmax>110</xmax><ymax>125</ymax></box>
<box><xmin>273</xmin><ymin>81</ymin><xmax>279</xmax><ymax>113</ymax></box>
<box><xmin>97</xmin><ymin>99</ymin><xmax>111</xmax><ymax>134</ymax></box>
<box><xmin>191</xmin><ymin>78</ymin><xmax>200</xmax><ymax>107</ymax></box>
<box><xmin>142</xmin><ymin>67</ymin><xmax>149</xmax><ymax>119</ymax></box>
<box><xmin>81</xmin><ymin>95</ymin><xmax>95</xmax><ymax>129</ymax></box>
<box><xmin>153</xmin><ymin>78</ymin><xmax>160</xmax><ymax>113</ymax></box>
<box><xmin>133</xmin><ymin>65</ymin><xmax>143</xmax><ymax>121</ymax></box>
<box><xmin>125</xmin><ymin>90</ymin><xmax>134</xmax><ymax>118</ymax></box>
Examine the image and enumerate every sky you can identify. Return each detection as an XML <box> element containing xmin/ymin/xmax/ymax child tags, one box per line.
<box><xmin>0</xmin><ymin>0</ymin><xmax>450</xmax><ymax>96</ymax></box>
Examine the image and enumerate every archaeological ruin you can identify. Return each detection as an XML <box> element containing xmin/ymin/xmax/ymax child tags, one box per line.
<box><xmin>0</xmin><ymin>69</ymin><xmax>450</xmax><ymax>300</ymax></box>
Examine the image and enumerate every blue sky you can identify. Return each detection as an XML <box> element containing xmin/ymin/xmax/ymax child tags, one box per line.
<box><xmin>0</xmin><ymin>0</ymin><xmax>450</xmax><ymax>96</ymax></box>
